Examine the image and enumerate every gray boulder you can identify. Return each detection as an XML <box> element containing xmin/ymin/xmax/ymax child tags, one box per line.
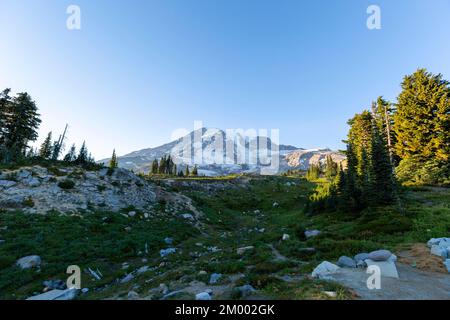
<box><xmin>195</xmin><ymin>292</ymin><xmax>212</xmax><ymax>300</ymax></box>
<box><xmin>235</xmin><ymin>285</ymin><xmax>256</xmax><ymax>298</ymax></box>
<box><xmin>445</xmin><ymin>259</ymin><xmax>450</xmax><ymax>273</ymax></box>
<box><xmin>431</xmin><ymin>245</ymin><xmax>447</xmax><ymax>259</ymax></box>
<box><xmin>43</xmin><ymin>280</ymin><xmax>66</xmax><ymax>290</ymax></box>
<box><xmin>427</xmin><ymin>237</ymin><xmax>450</xmax><ymax>248</ymax></box>
<box><xmin>16</xmin><ymin>255</ymin><xmax>41</xmax><ymax>269</ymax></box>
<box><xmin>209</xmin><ymin>273</ymin><xmax>222</xmax><ymax>284</ymax></box>
<box><xmin>365</xmin><ymin>259</ymin><xmax>399</xmax><ymax>279</ymax></box>
<box><xmin>368</xmin><ymin>250</ymin><xmax>392</xmax><ymax>261</ymax></box>
<box><xmin>311</xmin><ymin>261</ymin><xmax>340</xmax><ymax>279</ymax></box>
<box><xmin>0</xmin><ymin>180</ymin><xmax>17</xmax><ymax>188</ymax></box>
<box><xmin>160</xmin><ymin>248</ymin><xmax>176</xmax><ymax>257</ymax></box>
<box><xmin>120</xmin><ymin>273</ymin><xmax>134</xmax><ymax>284</ymax></box>
<box><xmin>354</xmin><ymin>253</ymin><xmax>370</xmax><ymax>262</ymax></box>
<box><xmin>337</xmin><ymin>256</ymin><xmax>356</xmax><ymax>268</ymax></box>
<box><xmin>27</xmin><ymin>288</ymin><xmax>78</xmax><ymax>300</ymax></box>
<box><xmin>305</xmin><ymin>230</ymin><xmax>321</xmax><ymax>239</ymax></box>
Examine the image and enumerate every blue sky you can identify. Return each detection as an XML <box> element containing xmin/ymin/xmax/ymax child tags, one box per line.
<box><xmin>1</xmin><ymin>0</ymin><xmax>450</xmax><ymax>159</ymax></box>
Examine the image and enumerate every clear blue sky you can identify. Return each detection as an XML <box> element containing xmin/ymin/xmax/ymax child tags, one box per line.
<box><xmin>1</xmin><ymin>0</ymin><xmax>450</xmax><ymax>159</ymax></box>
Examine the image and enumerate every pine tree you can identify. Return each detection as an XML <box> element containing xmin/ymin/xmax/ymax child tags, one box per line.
<box><xmin>76</xmin><ymin>141</ymin><xmax>88</xmax><ymax>164</ymax></box>
<box><xmin>393</xmin><ymin>69</ymin><xmax>450</xmax><ymax>162</ymax></box>
<box><xmin>1</xmin><ymin>92</ymin><xmax>41</xmax><ymax>162</ymax></box>
<box><xmin>325</xmin><ymin>155</ymin><xmax>338</xmax><ymax>180</ymax></box>
<box><xmin>342</xmin><ymin>142</ymin><xmax>361</xmax><ymax>210</ymax></box>
<box><xmin>192</xmin><ymin>165</ymin><xmax>198</xmax><ymax>176</ymax></box>
<box><xmin>158</xmin><ymin>156</ymin><xmax>166</xmax><ymax>174</ymax></box>
<box><xmin>39</xmin><ymin>132</ymin><xmax>53</xmax><ymax>159</ymax></box>
<box><xmin>0</xmin><ymin>89</ymin><xmax>12</xmax><ymax>149</ymax></box>
<box><xmin>64</xmin><ymin>144</ymin><xmax>76</xmax><ymax>162</ymax></box>
<box><xmin>368</xmin><ymin>124</ymin><xmax>397</xmax><ymax>205</ymax></box>
<box><xmin>109</xmin><ymin>149</ymin><xmax>118</xmax><ymax>169</ymax></box>
<box><xmin>151</xmin><ymin>159</ymin><xmax>159</xmax><ymax>174</ymax></box>
<box><xmin>185</xmin><ymin>165</ymin><xmax>190</xmax><ymax>176</ymax></box>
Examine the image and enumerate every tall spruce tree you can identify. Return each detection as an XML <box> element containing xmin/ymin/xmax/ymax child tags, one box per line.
<box><xmin>109</xmin><ymin>149</ymin><xmax>118</xmax><ymax>169</ymax></box>
<box><xmin>39</xmin><ymin>132</ymin><xmax>53</xmax><ymax>159</ymax></box>
<box><xmin>64</xmin><ymin>144</ymin><xmax>76</xmax><ymax>162</ymax></box>
<box><xmin>151</xmin><ymin>159</ymin><xmax>159</xmax><ymax>174</ymax></box>
<box><xmin>1</xmin><ymin>92</ymin><xmax>41</xmax><ymax>162</ymax></box>
<box><xmin>393</xmin><ymin>69</ymin><xmax>450</xmax><ymax>162</ymax></box>
<box><xmin>76</xmin><ymin>141</ymin><xmax>88</xmax><ymax>164</ymax></box>
<box><xmin>368</xmin><ymin>124</ymin><xmax>397</xmax><ymax>205</ymax></box>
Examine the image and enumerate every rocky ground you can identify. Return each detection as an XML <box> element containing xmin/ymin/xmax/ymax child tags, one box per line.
<box><xmin>0</xmin><ymin>166</ymin><xmax>157</xmax><ymax>214</ymax></box>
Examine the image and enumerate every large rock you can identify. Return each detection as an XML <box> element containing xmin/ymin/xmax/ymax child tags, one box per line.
<box><xmin>16</xmin><ymin>255</ymin><xmax>41</xmax><ymax>269</ymax></box>
<box><xmin>354</xmin><ymin>253</ymin><xmax>370</xmax><ymax>262</ymax></box>
<box><xmin>427</xmin><ymin>237</ymin><xmax>450</xmax><ymax>248</ymax></box>
<box><xmin>368</xmin><ymin>250</ymin><xmax>392</xmax><ymax>261</ymax></box>
<box><xmin>195</xmin><ymin>292</ymin><xmax>212</xmax><ymax>300</ymax></box>
<box><xmin>305</xmin><ymin>230</ymin><xmax>321</xmax><ymax>239</ymax></box>
<box><xmin>337</xmin><ymin>256</ymin><xmax>356</xmax><ymax>268</ymax></box>
<box><xmin>27</xmin><ymin>288</ymin><xmax>77</xmax><ymax>300</ymax></box>
<box><xmin>237</xmin><ymin>246</ymin><xmax>254</xmax><ymax>255</ymax></box>
<box><xmin>365</xmin><ymin>259</ymin><xmax>399</xmax><ymax>279</ymax></box>
<box><xmin>43</xmin><ymin>280</ymin><xmax>66</xmax><ymax>290</ymax></box>
<box><xmin>235</xmin><ymin>285</ymin><xmax>256</xmax><ymax>298</ymax></box>
<box><xmin>160</xmin><ymin>248</ymin><xmax>176</xmax><ymax>257</ymax></box>
<box><xmin>431</xmin><ymin>245</ymin><xmax>448</xmax><ymax>259</ymax></box>
<box><xmin>0</xmin><ymin>180</ymin><xmax>17</xmax><ymax>188</ymax></box>
<box><xmin>209</xmin><ymin>273</ymin><xmax>222</xmax><ymax>284</ymax></box>
<box><xmin>444</xmin><ymin>259</ymin><xmax>450</xmax><ymax>273</ymax></box>
<box><xmin>311</xmin><ymin>261</ymin><xmax>340</xmax><ymax>279</ymax></box>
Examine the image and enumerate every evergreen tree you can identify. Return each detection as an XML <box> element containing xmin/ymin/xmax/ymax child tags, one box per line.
<box><xmin>368</xmin><ymin>124</ymin><xmax>397</xmax><ymax>205</ymax></box>
<box><xmin>109</xmin><ymin>149</ymin><xmax>118</xmax><ymax>169</ymax></box>
<box><xmin>393</xmin><ymin>69</ymin><xmax>450</xmax><ymax>162</ymax></box>
<box><xmin>158</xmin><ymin>156</ymin><xmax>167</xmax><ymax>174</ymax></box>
<box><xmin>306</xmin><ymin>164</ymin><xmax>321</xmax><ymax>181</ymax></box>
<box><xmin>39</xmin><ymin>132</ymin><xmax>53</xmax><ymax>159</ymax></box>
<box><xmin>76</xmin><ymin>141</ymin><xmax>88</xmax><ymax>164</ymax></box>
<box><xmin>192</xmin><ymin>165</ymin><xmax>198</xmax><ymax>176</ymax></box>
<box><xmin>325</xmin><ymin>155</ymin><xmax>338</xmax><ymax>180</ymax></box>
<box><xmin>64</xmin><ymin>144</ymin><xmax>76</xmax><ymax>162</ymax></box>
<box><xmin>0</xmin><ymin>89</ymin><xmax>12</xmax><ymax>148</ymax></box>
<box><xmin>185</xmin><ymin>165</ymin><xmax>190</xmax><ymax>176</ymax></box>
<box><xmin>1</xmin><ymin>92</ymin><xmax>41</xmax><ymax>162</ymax></box>
<box><xmin>151</xmin><ymin>159</ymin><xmax>159</xmax><ymax>174</ymax></box>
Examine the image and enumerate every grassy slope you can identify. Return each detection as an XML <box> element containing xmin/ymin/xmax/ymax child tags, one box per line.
<box><xmin>0</xmin><ymin>175</ymin><xmax>449</xmax><ymax>300</ymax></box>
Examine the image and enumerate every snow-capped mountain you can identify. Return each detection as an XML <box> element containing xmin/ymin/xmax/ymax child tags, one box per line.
<box><xmin>99</xmin><ymin>128</ymin><xmax>345</xmax><ymax>176</ymax></box>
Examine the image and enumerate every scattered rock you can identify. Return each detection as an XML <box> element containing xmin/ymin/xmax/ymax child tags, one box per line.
<box><xmin>195</xmin><ymin>292</ymin><xmax>211</xmax><ymax>300</ymax></box>
<box><xmin>311</xmin><ymin>261</ymin><xmax>340</xmax><ymax>279</ymax></box>
<box><xmin>159</xmin><ymin>283</ymin><xmax>169</xmax><ymax>295</ymax></box>
<box><xmin>27</xmin><ymin>288</ymin><xmax>78</xmax><ymax>300</ymax></box>
<box><xmin>305</xmin><ymin>230</ymin><xmax>321</xmax><ymax>239</ymax></box>
<box><xmin>354</xmin><ymin>253</ymin><xmax>370</xmax><ymax>262</ymax></box>
<box><xmin>164</xmin><ymin>237</ymin><xmax>174</xmax><ymax>245</ymax></box>
<box><xmin>323</xmin><ymin>291</ymin><xmax>337</xmax><ymax>298</ymax></box>
<box><xmin>128</xmin><ymin>211</ymin><xmax>137</xmax><ymax>217</ymax></box>
<box><xmin>282</xmin><ymin>234</ymin><xmax>290</xmax><ymax>241</ymax></box>
<box><xmin>120</xmin><ymin>273</ymin><xmax>134</xmax><ymax>284</ymax></box>
<box><xmin>272</xmin><ymin>202</ymin><xmax>279</xmax><ymax>208</ymax></box>
<box><xmin>368</xmin><ymin>250</ymin><xmax>392</xmax><ymax>261</ymax></box>
<box><xmin>209</xmin><ymin>273</ymin><xmax>222</xmax><ymax>284</ymax></box>
<box><xmin>198</xmin><ymin>270</ymin><xmax>207</xmax><ymax>276</ymax></box>
<box><xmin>236</xmin><ymin>246</ymin><xmax>254</xmax><ymax>255</ymax></box>
<box><xmin>43</xmin><ymin>280</ymin><xmax>66</xmax><ymax>290</ymax></box>
<box><xmin>181</xmin><ymin>213</ymin><xmax>195</xmax><ymax>221</ymax></box>
<box><xmin>0</xmin><ymin>180</ymin><xmax>17</xmax><ymax>188</ymax></box>
<box><xmin>254</xmin><ymin>210</ymin><xmax>261</xmax><ymax>214</ymax></box>
<box><xmin>235</xmin><ymin>285</ymin><xmax>256</xmax><ymax>298</ymax></box>
<box><xmin>160</xmin><ymin>248</ymin><xmax>176</xmax><ymax>257</ymax></box>
<box><xmin>16</xmin><ymin>255</ymin><xmax>41</xmax><ymax>270</ymax></box>
<box><xmin>337</xmin><ymin>256</ymin><xmax>356</xmax><ymax>268</ymax></box>
<box><xmin>365</xmin><ymin>259</ymin><xmax>399</xmax><ymax>278</ymax></box>
<box><xmin>430</xmin><ymin>245</ymin><xmax>447</xmax><ymax>259</ymax></box>
<box><xmin>81</xmin><ymin>288</ymin><xmax>89</xmax><ymax>294</ymax></box>
<box><xmin>137</xmin><ymin>266</ymin><xmax>150</xmax><ymax>274</ymax></box>
<box><xmin>445</xmin><ymin>259</ymin><xmax>450</xmax><ymax>273</ymax></box>
<box><xmin>357</xmin><ymin>260</ymin><xmax>367</xmax><ymax>268</ymax></box>
<box><xmin>127</xmin><ymin>291</ymin><xmax>139</xmax><ymax>300</ymax></box>
<box><xmin>427</xmin><ymin>237</ymin><xmax>450</xmax><ymax>248</ymax></box>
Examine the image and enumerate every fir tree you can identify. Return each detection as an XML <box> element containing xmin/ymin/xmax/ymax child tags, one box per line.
<box><xmin>185</xmin><ymin>165</ymin><xmax>190</xmax><ymax>176</ymax></box>
<box><xmin>192</xmin><ymin>165</ymin><xmax>198</xmax><ymax>176</ymax></box>
<box><xmin>393</xmin><ymin>69</ymin><xmax>450</xmax><ymax>162</ymax></box>
<box><xmin>39</xmin><ymin>132</ymin><xmax>53</xmax><ymax>159</ymax></box>
<box><xmin>75</xmin><ymin>141</ymin><xmax>88</xmax><ymax>164</ymax></box>
<box><xmin>64</xmin><ymin>144</ymin><xmax>76</xmax><ymax>162</ymax></box>
<box><xmin>151</xmin><ymin>159</ymin><xmax>159</xmax><ymax>174</ymax></box>
<box><xmin>109</xmin><ymin>149</ymin><xmax>118</xmax><ymax>169</ymax></box>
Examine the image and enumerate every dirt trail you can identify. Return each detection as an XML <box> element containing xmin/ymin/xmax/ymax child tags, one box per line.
<box><xmin>331</xmin><ymin>263</ymin><xmax>450</xmax><ymax>300</ymax></box>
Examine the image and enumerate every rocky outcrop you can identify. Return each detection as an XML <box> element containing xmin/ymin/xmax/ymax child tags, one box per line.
<box><xmin>0</xmin><ymin>166</ymin><xmax>157</xmax><ymax>214</ymax></box>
